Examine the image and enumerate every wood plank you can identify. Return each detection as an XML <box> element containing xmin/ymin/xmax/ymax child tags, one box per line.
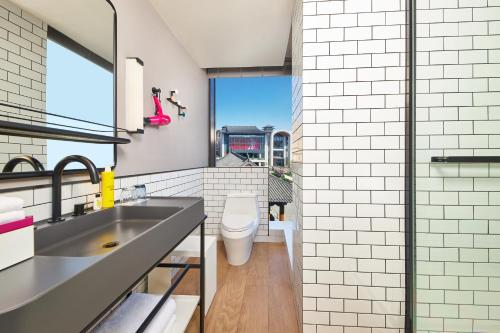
<box><xmin>206</xmin><ymin>264</ymin><xmax>248</xmax><ymax>333</ymax></box>
<box><xmin>172</xmin><ymin>258</ymin><xmax>199</xmax><ymax>296</ymax></box>
<box><xmin>268</xmin><ymin>243</ymin><xmax>291</xmax><ymax>286</ymax></box>
<box><xmin>245</xmin><ymin>243</ymin><xmax>269</xmax><ymax>287</ymax></box>
<box><xmin>268</xmin><ymin>243</ymin><xmax>300</xmax><ymax>333</ymax></box>
<box><xmin>149</xmin><ymin>241</ymin><xmax>300</xmax><ymax>333</ymax></box>
<box><xmin>235</xmin><ymin>243</ymin><xmax>269</xmax><ymax>332</ymax></box>
<box><xmin>269</xmin><ymin>283</ymin><xmax>300</xmax><ymax>333</ymax></box>
<box><xmin>236</xmin><ymin>284</ymin><xmax>269</xmax><ymax>333</ymax></box>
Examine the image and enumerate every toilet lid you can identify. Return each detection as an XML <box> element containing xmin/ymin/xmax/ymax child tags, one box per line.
<box><xmin>222</xmin><ymin>214</ymin><xmax>255</xmax><ymax>232</ymax></box>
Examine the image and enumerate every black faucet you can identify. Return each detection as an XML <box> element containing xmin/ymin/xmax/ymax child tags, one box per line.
<box><xmin>2</xmin><ymin>155</ymin><xmax>45</xmax><ymax>173</ymax></box>
<box><xmin>50</xmin><ymin>155</ymin><xmax>100</xmax><ymax>223</ymax></box>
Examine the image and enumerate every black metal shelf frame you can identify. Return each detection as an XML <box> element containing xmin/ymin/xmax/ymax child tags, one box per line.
<box><xmin>138</xmin><ymin>217</ymin><xmax>205</xmax><ymax>333</ymax></box>
<box><xmin>137</xmin><ymin>217</ymin><xmax>205</xmax><ymax>333</ymax></box>
<box><xmin>84</xmin><ymin>217</ymin><xmax>206</xmax><ymax>333</ymax></box>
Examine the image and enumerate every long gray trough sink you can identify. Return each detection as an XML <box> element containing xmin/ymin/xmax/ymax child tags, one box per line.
<box><xmin>0</xmin><ymin>197</ymin><xmax>204</xmax><ymax>333</ymax></box>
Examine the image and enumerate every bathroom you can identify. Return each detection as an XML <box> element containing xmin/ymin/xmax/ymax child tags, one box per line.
<box><xmin>1</xmin><ymin>0</ymin><xmax>500</xmax><ymax>332</ymax></box>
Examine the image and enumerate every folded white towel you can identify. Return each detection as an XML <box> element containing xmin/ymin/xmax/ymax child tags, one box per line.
<box><xmin>0</xmin><ymin>197</ymin><xmax>24</xmax><ymax>214</ymax></box>
<box><xmin>149</xmin><ymin>297</ymin><xmax>176</xmax><ymax>333</ymax></box>
<box><xmin>0</xmin><ymin>210</ymin><xmax>25</xmax><ymax>225</ymax></box>
<box><xmin>93</xmin><ymin>293</ymin><xmax>176</xmax><ymax>333</ymax></box>
<box><xmin>163</xmin><ymin>314</ymin><xmax>176</xmax><ymax>333</ymax></box>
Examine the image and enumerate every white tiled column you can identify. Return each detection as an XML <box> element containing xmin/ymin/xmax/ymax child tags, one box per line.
<box><xmin>415</xmin><ymin>1</ymin><xmax>500</xmax><ymax>332</ymax></box>
<box><xmin>296</xmin><ymin>0</ymin><xmax>407</xmax><ymax>332</ymax></box>
<box><xmin>292</xmin><ymin>0</ymin><xmax>304</xmax><ymax>327</ymax></box>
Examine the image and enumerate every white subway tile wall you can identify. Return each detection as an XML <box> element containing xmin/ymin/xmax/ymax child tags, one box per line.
<box><xmin>297</xmin><ymin>0</ymin><xmax>406</xmax><ymax>332</ymax></box>
<box><xmin>0</xmin><ymin>168</ymin><xmax>204</xmax><ymax>222</ymax></box>
<box><xmin>203</xmin><ymin>167</ymin><xmax>269</xmax><ymax>237</ymax></box>
<box><xmin>292</xmin><ymin>0</ymin><xmax>304</xmax><ymax>327</ymax></box>
<box><xmin>416</xmin><ymin>0</ymin><xmax>500</xmax><ymax>332</ymax></box>
<box><xmin>0</xmin><ymin>0</ymin><xmax>47</xmax><ymax>172</ymax></box>
<box><xmin>0</xmin><ymin>167</ymin><xmax>273</xmax><ymax>239</ymax></box>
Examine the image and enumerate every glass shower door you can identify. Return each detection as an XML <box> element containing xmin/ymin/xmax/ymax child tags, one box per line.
<box><xmin>415</xmin><ymin>1</ymin><xmax>500</xmax><ymax>332</ymax></box>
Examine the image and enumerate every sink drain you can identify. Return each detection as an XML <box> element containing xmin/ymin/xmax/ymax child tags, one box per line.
<box><xmin>102</xmin><ymin>241</ymin><xmax>119</xmax><ymax>248</ymax></box>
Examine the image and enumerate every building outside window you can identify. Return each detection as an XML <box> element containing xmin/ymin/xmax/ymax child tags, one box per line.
<box><xmin>217</xmin><ymin>125</ymin><xmax>274</xmax><ymax>166</ymax></box>
<box><xmin>271</xmin><ymin>131</ymin><xmax>290</xmax><ymax>167</ymax></box>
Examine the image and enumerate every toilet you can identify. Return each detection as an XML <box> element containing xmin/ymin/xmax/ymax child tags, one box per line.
<box><xmin>221</xmin><ymin>193</ymin><xmax>260</xmax><ymax>266</ymax></box>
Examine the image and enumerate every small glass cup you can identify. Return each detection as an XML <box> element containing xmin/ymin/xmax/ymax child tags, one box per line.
<box><xmin>135</xmin><ymin>184</ymin><xmax>147</xmax><ymax>202</ymax></box>
<box><xmin>120</xmin><ymin>186</ymin><xmax>137</xmax><ymax>205</ymax></box>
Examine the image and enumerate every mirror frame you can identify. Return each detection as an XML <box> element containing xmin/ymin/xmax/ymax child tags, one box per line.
<box><xmin>0</xmin><ymin>0</ymin><xmax>118</xmax><ymax>180</ymax></box>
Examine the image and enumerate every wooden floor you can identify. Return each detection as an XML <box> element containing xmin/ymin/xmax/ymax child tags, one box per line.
<box><xmin>154</xmin><ymin>241</ymin><xmax>300</xmax><ymax>333</ymax></box>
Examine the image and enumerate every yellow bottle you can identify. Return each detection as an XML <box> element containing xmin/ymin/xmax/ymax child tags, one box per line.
<box><xmin>101</xmin><ymin>166</ymin><xmax>115</xmax><ymax>208</ymax></box>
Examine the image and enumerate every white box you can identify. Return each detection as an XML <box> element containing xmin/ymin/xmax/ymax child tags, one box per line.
<box><xmin>172</xmin><ymin>235</ymin><xmax>217</xmax><ymax>315</ymax></box>
<box><xmin>0</xmin><ymin>225</ymin><xmax>34</xmax><ymax>271</ymax></box>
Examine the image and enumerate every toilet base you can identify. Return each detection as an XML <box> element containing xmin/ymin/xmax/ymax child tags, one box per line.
<box><xmin>222</xmin><ymin>229</ymin><xmax>256</xmax><ymax>266</ymax></box>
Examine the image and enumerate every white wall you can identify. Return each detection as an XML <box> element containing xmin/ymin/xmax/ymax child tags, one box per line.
<box><xmin>112</xmin><ymin>0</ymin><xmax>209</xmax><ymax>177</ymax></box>
<box><xmin>415</xmin><ymin>1</ymin><xmax>500</xmax><ymax>332</ymax></box>
<box><xmin>0</xmin><ymin>0</ymin><xmax>208</xmax><ymax>193</ymax></box>
<box><xmin>297</xmin><ymin>0</ymin><xmax>407</xmax><ymax>332</ymax></box>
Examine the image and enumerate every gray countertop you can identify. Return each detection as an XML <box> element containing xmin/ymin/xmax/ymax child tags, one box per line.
<box><xmin>0</xmin><ymin>197</ymin><xmax>204</xmax><ymax>333</ymax></box>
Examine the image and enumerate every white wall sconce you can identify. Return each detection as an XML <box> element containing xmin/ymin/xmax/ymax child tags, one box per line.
<box><xmin>125</xmin><ymin>58</ymin><xmax>145</xmax><ymax>133</ymax></box>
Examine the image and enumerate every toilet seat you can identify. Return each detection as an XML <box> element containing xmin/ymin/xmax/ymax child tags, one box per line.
<box><xmin>222</xmin><ymin>214</ymin><xmax>254</xmax><ymax>232</ymax></box>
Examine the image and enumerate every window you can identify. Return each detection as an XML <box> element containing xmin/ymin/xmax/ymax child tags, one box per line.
<box><xmin>211</xmin><ymin>76</ymin><xmax>291</xmax><ymax>168</ymax></box>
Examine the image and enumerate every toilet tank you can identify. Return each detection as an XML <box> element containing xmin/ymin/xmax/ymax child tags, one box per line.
<box><xmin>222</xmin><ymin>193</ymin><xmax>259</xmax><ymax>221</ymax></box>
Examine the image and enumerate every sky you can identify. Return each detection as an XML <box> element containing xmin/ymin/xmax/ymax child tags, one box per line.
<box><xmin>46</xmin><ymin>39</ymin><xmax>114</xmax><ymax>169</ymax></box>
<box><xmin>215</xmin><ymin>76</ymin><xmax>292</xmax><ymax>132</ymax></box>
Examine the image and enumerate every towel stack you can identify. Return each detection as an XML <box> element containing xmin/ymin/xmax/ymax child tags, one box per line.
<box><xmin>94</xmin><ymin>293</ymin><xmax>177</xmax><ymax>333</ymax></box>
<box><xmin>0</xmin><ymin>197</ymin><xmax>25</xmax><ymax>225</ymax></box>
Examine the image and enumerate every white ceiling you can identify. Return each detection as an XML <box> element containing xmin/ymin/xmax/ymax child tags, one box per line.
<box><xmin>11</xmin><ymin>0</ymin><xmax>114</xmax><ymax>63</ymax></box>
<box><xmin>149</xmin><ymin>0</ymin><xmax>293</xmax><ymax>69</ymax></box>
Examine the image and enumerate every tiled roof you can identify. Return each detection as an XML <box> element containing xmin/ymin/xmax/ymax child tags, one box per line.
<box><xmin>216</xmin><ymin>152</ymin><xmax>257</xmax><ymax>167</ymax></box>
<box><xmin>269</xmin><ymin>174</ymin><xmax>293</xmax><ymax>203</ymax></box>
<box><xmin>221</xmin><ymin>126</ymin><xmax>265</xmax><ymax>135</ymax></box>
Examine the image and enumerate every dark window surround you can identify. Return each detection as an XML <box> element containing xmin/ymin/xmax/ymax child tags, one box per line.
<box><xmin>208</xmin><ymin>78</ymin><xmax>216</xmax><ymax>167</ymax></box>
<box><xmin>406</xmin><ymin>0</ymin><xmax>416</xmax><ymax>332</ymax></box>
<box><xmin>48</xmin><ymin>26</ymin><xmax>113</xmax><ymax>73</ymax></box>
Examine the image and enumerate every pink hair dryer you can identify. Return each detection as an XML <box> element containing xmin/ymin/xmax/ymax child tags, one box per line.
<box><xmin>144</xmin><ymin>87</ymin><xmax>171</xmax><ymax>126</ymax></box>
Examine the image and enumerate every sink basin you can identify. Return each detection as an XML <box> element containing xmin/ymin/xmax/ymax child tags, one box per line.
<box><xmin>35</xmin><ymin>206</ymin><xmax>182</xmax><ymax>257</ymax></box>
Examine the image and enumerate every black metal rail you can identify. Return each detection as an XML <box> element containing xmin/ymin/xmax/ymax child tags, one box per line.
<box><xmin>136</xmin><ymin>263</ymin><xmax>192</xmax><ymax>332</ymax></box>
<box><xmin>431</xmin><ymin>156</ymin><xmax>500</xmax><ymax>163</ymax></box>
<box><xmin>0</xmin><ymin>120</ymin><xmax>130</xmax><ymax>145</ymax></box>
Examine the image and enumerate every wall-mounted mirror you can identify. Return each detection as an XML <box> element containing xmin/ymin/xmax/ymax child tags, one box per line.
<box><xmin>0</xmin><ymin>0</ymin><xmax>116</xmax><ymax>177</ymax></box>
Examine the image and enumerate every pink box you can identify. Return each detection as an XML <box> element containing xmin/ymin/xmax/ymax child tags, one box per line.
<box><xmin>0</xmin><ymin>216</ymin><xmax>33</xmax><ymax>234</ymax></box>
<box><xmin>0</xmin><ymin>216</ymin><xmax>34</xmax><ymax>271</ymax></box>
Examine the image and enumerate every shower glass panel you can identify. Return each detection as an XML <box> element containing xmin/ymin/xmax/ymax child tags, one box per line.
<box><xmin>415</xmin><ymin>1</ymin><xmax>500</xmax><ymax>332</ymax></box>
